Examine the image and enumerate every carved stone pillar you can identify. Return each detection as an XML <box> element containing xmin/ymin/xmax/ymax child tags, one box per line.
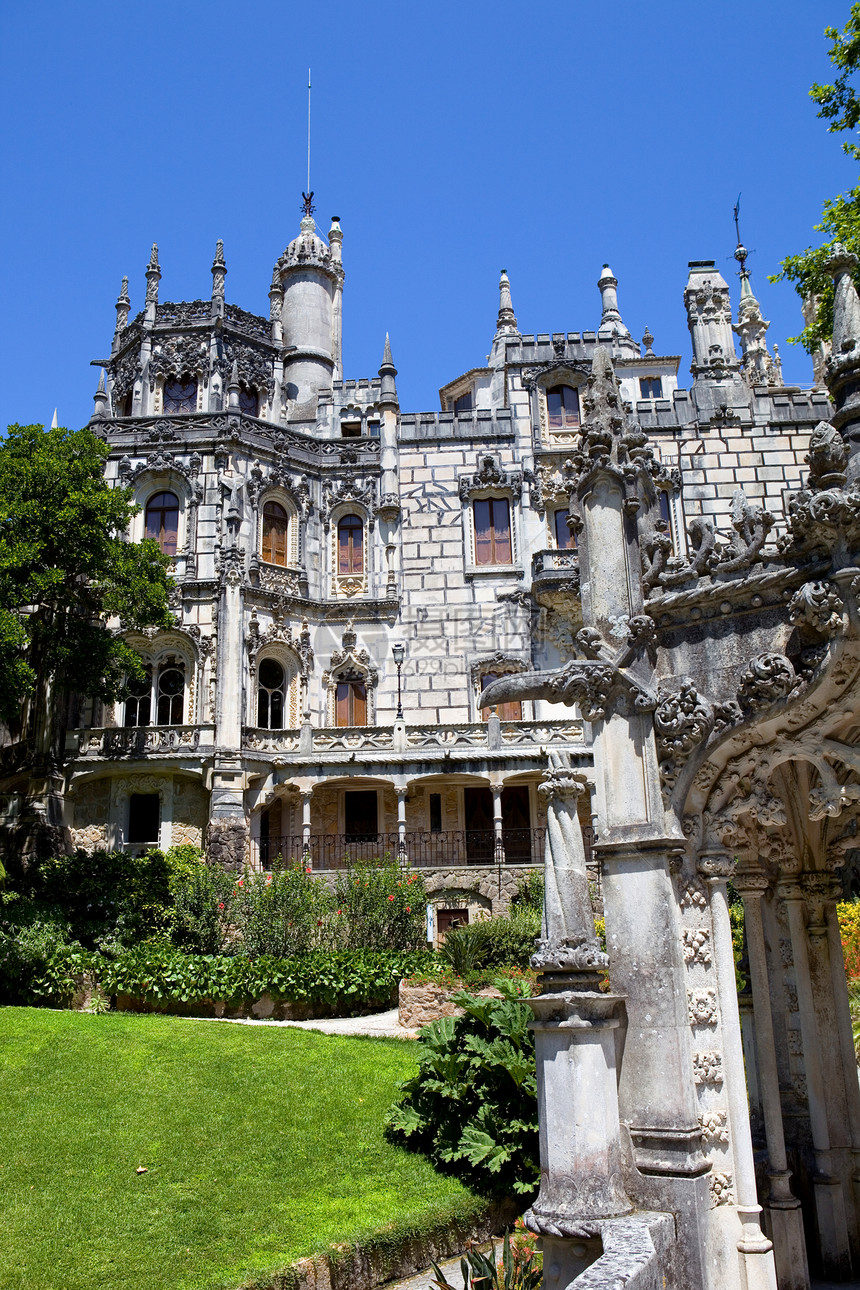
<box><xmin>779</xmin><ymin>865</ymin><xmax>852</xmax><ymax>1279</ymax></box>
<box><xmin>491</xmin><ymin>781</ymin><xmax>504</xmax><ymax>866</ymax></box>
<box><xmin>396</xmin><ymin>786</ymin><xmax>408</xmax><ymax>864</ymax></box>
<box><xmin>300</xmin><ymin>789</ymin><xmax>313</xmax><ymax>860</ymax></box>
<box><xmin>734</xmin><ymin>858</ymin><xmax>809</xmax><ymax>1290</ymax></box>
<box><xmin>699</xmin><ymin>851</ymin><xmax>777</xmax><ymax>1290</ymax></box>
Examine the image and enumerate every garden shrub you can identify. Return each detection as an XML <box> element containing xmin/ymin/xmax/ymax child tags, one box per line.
<box><xmin>441</xmin><ymin>906</ymin><xmax>540</xmax><ymax>974</ymax></box>
<box><xmin>386</xmin><ymin>980</ymin><xmax>539</xmax><ymax>1198</ymax></box>
<box><xmin>431</xmin><ymin>1224</ymin><xmax>542</xmax><ymax>1290</ymax></box>
<box><xmin>170</xmin><ymin>861</ymin><xmax>233</xmax><ymax>955</ymax></box>
<box><xmin>230</xmin><ymin>864</ymin><xmax>336</xmax><ymax>957</ymax></box>
<box><xmin>333</xmin><ymin>861</ymin><xmax>427</xmax><ymax>951</ymax></box>
<box><xmin>0</xmin><ymin>919</ymin><xmax>93</xmax><ymax>1006</ymax></box>
<box><xmin>28</xmin><ymin>847</ymin><xmax>175</xmax><ymax>947</ymax></box>
<box><xmin>511</xmin><ymin>870</ymin><xmax>544</xmax><ymax>913</ymax></box>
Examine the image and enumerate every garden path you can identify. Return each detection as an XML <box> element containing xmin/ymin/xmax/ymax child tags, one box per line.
<box><xmin>185</xmin><ymin>1007</ymin><xmax>417</xmax><ymax>1039</ymax></box>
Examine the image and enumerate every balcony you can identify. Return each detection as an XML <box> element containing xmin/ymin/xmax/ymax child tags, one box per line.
<box><xmin>531</xmin><ymin>548</ymin><xmax>582</xmax><ymax>613</ymax></box>
<box><xmin>242</xmin><ymin>718</ymin><xmax>584</xmax><ymax>758</ymax></box>
<box><xmin>253</xmin><ymin>826</ymin><xmax>597</xmax><ymax>874</ymax></box>
<box><xmin>73</xmin><ymin>725</ymin><xmax>215</xmax><ymax>759</ymax></box>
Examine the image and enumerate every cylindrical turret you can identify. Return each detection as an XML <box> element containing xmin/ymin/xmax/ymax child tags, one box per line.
<box><xmin>277</xmin><ymin>204</ymin><xmax>345</xmax><ymax>411</ymax></box>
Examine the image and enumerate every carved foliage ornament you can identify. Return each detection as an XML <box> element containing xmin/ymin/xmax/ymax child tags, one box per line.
<box><xmin>736</xmin><ymin>653</ymin><xmax>799</xmax><ymax>714</ymax></box>
<box><xmin>787</xmin><ymin>579</ymin><xmax>844</xmax><ymax>638</ymax></box>
<box><xmin>654</xmin><ymin>682</ymin><xmax>714</xmax><ymax>797</ymax></box>
<box><xmin>458</xmin><ymin>453</ymin><xmax>523</xmax><ymax>503</ymax></box>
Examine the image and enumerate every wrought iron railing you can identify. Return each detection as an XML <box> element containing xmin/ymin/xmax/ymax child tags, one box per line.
<box><xmin>255</xmin><ymin>827</ymin><xmax>549</xmax><ymax>871</ymax></box>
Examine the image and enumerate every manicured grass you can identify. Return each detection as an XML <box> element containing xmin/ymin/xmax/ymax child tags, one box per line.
<box><xmin>0</xmin><ymin>1008</ymin><xmax>481</xmax><ymax>1290</ymax></box>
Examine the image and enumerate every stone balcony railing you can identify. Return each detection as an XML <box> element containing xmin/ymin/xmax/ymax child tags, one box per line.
<box><xmin>531</xmin><ymin>548</ymin><xmax>581</xmax><ymax>611</ymax></box>
<box><xmin>73</xmin><ymin>725</ymin><xmax>215</xmax><ymax>758</ymax></box>
<box><xmin>242</xmin><ymin>718</ymin><xmax>585</xmax><ymax>757</ymax></box>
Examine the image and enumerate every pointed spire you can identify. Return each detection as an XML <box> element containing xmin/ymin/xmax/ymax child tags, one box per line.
<box><xmin>824</xmin><ymin>244</ymin><xmax>860</xmax><ymax>462</ymax></box>
<box><xmin>50</xmin><ymin>409</ymin><xmax>58</xmax><ymax>429</ymax></box>
<box><xmin>91</xmin><ymin>369</ymin><xmax>109</xmax><ymax>421</ymax></box>
<box><xmin>597</xmin><ymin>264</ymin><xmax>637</xmax><ymax>356</ymax></box>
<box><xmin>826</xmin><ymin>243</ymin><xmax>860</xmax><ymax>356</ymax></box>
<box><xmin>328</xmin><ymin>215</ymin><xmax>343</xmax><ymax>263</ymax></box>
<box><xmin>113</xmin><ymin>275</ymin><xmax>131</xmax><ymax>352</ymax></box>
<box><xmin>211</xmin><ymin>239</ymin><xmax>227</xmax><ymax>310</ymax></box>
<box><xmin>496</xmin><ymin>268</ymin><xmax>518</xmax><ymax>333</ymax></box>
<box><xmin>379</xmin><ymin>333</ymin><xmax>398</xmax><ymax>406</ymax></box>
<box><xmin>227</xmin><ymin>358</ymin><xmax>240</xmax><ymax>410</ymax></box>
<box><xmin>144</xmin><ymin>242</ymin><xmax>161</xmax><ymax>321</ymax></box>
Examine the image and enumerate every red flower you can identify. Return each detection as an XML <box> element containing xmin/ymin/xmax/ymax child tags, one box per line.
<box><xmin>237</xmin><ymin>879</ymin><xmax>244</xmax><ymax>887</ymax></box>
<box><xmin>317</xmin><ymin>919</ymin><xmax>323</xmax><ymax>926</ymax></box>
<box><xmin>337</xmin><ymin>909</ymin><xmax>342</xmax><ymax>915</ymax></box>
<box><xmin>306</xmin><ymin>867</ymin><xmax>312</xmax><ymax>874</ymax></box>
<box><xmin>405</xmin><ymin>906</ymin><xmax>411</xmax><ymax>913</ymax></box>
<box><xmin>218</xmin><ymin>902</ymin><xmax>225</xmax><ymax>910</ymax></box>
<box><xmin>387</xmin><ymin>894</ymin><xmax>395</xmax><ymax>901</ymax></box>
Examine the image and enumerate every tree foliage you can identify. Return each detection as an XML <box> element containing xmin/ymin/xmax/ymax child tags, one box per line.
<box><xmin>771</xmin><ymin>6</ymin><xmax>860</xmax><ymax>353</ymax></box>
<box><xmin>0</xmin><ymin>423</ymin><xmax>172</xmax><ymax>731</ymax></box>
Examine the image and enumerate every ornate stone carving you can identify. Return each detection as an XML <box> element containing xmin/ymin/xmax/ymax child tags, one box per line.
<box><xmin>682</xmin><ymin>928</ymin><xmax>712</xmax><ymax>966</ymax></box>
<box><xmin>788</xmin><ymin>580</ymin><xmax>844</xmax><ymax>637</ymax></box>
<box><xmin>688</xmin><ymin>989</ymin><xmax>718</xmax><ymax>1026</ymax></box>
<box><xmin>736</xmin><ymin>653</ymin><xmax>798</xmax><ymax>713</ymax></box>
<box><xmin>655</xmin><ymin>682</ymin><xmax>714</xmax><ymax>797</ymax></box>
<box><xmin>150</xmin><ymin>334</ymin><xmax>209</xmax><ymax>381</ymax></box>
<box><xmin>692</xmin><ymin>1051</ymin><xmax>723</xmax><ymax>1085</ymax></box>
<box><xmin>709</xmin><ymin>1172</ymin><xmax>733</xmax><ymax>1206</ymax></box>
<box><xmin>458</xmin><ymin>452</ymin><xmax>523</xmax><ymax>503</ymax></box>
<box><xmin>700</xmin><ymin>1110</ymin><xmax>729</xmax><ymax>1146</ymax></box>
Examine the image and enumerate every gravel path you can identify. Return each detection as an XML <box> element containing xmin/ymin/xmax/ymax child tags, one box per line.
<box><xmin>185</xmin><ymin>1007</ymin><xmax>417</xmax><ymax>1040</ymax></box>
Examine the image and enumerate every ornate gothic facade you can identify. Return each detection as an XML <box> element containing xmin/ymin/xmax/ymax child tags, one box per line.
<box><xmin>37</xmin><ymin>207</ymin><xmax>860</xmax><ymax>1284</ymax></box>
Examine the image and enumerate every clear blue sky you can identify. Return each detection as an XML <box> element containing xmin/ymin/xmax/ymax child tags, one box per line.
<box><xmin>0</xmin><ymin>0</ymin><xmax>853</xmax><ymax>428</ymax></box>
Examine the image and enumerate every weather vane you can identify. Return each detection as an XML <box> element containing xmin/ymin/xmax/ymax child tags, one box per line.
<box><xmin>733</xmin><ymin>193</ymin><xmax>748</xmax><ymax>276</ymax></box>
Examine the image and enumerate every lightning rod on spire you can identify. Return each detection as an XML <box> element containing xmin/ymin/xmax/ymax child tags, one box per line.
<box><xmin>307</xmin><ymin>69</ymin><xmax>312</xmax><ymax>199</ymax></box>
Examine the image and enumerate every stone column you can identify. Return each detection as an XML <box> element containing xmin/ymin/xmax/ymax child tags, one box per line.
<box><xmin>735</xmin><ymin>860</ymin><xmax>809</xmax><ymax>1290</ymax></box>
<box><xmin>491</xmin><ymin>781</ymin><xmax>505</xmax><ymax>866</ymax></box>
<box><xmin>207</xmin><ymin>559</ymin><xmax>248</xmax><ymax>872</ymax></box>
<box><xmin>700</xmin><ymin>852</ymin><xmax>777</xmax><ymax>1290</ymax></box>
<box><xmin>779</xmin><ymin>868</ymin><xmax>852</xmax><ymax>1279</ymax></box>
<box><xmin>396</xmin><ymin>786</ymin><xmax>408</xmax><ymax>864</ymax></box>
<box><xmin>301</xmin><ymin>789</ymin><xmax>313</xmax><ymax>863</ymax></box>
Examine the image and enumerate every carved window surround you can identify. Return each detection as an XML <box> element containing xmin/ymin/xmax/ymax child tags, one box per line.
<box><xmin>121</xmin><ymin>629</ymin><xmax>199</xmax><ymax>727</ymax></box>
<box><xmin>321</xmin><ymin>623</ymin><xmax>378</xmax><ymax>725</ymax></box>
<box><xmin>520</xmin><ymin>362</ymin><xmax>589</xmax><ymax>448</ymax></box>
<box><xmin>469</xmin><ymin>654</ymin><xmax>531</xmax><ymax>721</ymax></box>
<box><xmin>246</xmin><ymin>611</ymin><xmax>313</xmax><ymax>730</ymax></box>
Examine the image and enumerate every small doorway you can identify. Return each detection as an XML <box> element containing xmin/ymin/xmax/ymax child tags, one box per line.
<box><xmin>437</xmin><ymin>907</ymin><xmax>470</xmax><ymax>938</ymax></box>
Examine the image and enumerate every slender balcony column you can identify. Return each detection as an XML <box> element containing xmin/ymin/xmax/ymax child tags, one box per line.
<box><xmin>699</xmin><ymin>853</ymin><xmax>776</xmax><ymax>1290</ymax></box>
<box><xmin>779</xmin><ymin>869</ymin><xmax>852</xmax><ymax>1279</ymax></box>
<box><xmin>734</xmin><ymin>859</ymin><xmax>809</xmax><ymax>1290</ymax></box>
<box><xmin>301</xmin><ymin>790</ymin><xmax>313</xmax><ymax>860</ymax></box>
<box><xmin>396</xmin><ymin>786</ymin><xmax>408</xmax><ymax>865</ymax></box>
<box><xmin>491</xmin><ymin>781</ymin><xmax>505</xmax><ymax>866</ymax></box>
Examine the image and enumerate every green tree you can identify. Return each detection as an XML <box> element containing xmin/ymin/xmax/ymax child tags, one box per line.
<box><xmin>772</xmin><ymin>6</ymin><xmax>860</xmax><ymax>353</ymax></box>
<box><xmin>0</xmin><ymin>422</ymin><xmax>172</xmax><ymax>748</ymax></box>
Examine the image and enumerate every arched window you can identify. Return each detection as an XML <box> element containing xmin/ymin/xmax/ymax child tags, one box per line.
<box><xmin>124</xmin><ymin>667</ymin><xmax>152</xmax><ymax>727</ymax></box>
<box><xmin>473</xmin><ymin>498</ymin><xmax>512</xmax><ymax>566</ymax></box>
<box><xmin>338</xmin><ymin>515</ymin><xmax>364</xmax><ymax>574</ymax></box>
<box><xmin>547</xmin><ymin>385</ymin><xmax>580</xmax><ymax>430</ymax></box>
<box><xmin>239</xmin><ymin>387</ymin><xmax>258</xmax><ymax>416</ymax></box>
<box><xmin>553</xmin><ymin>508</ymin><xmax>576</xmax><ymax>550</ymax></box>
<box><xmin>336</xmin><ymin>679</ymin><xmax>367</xmax><ymax>726</ymax></box>
<box><xmin>145</xmin><ymin>492</ymin><xmax>179</xmax><ymax>556</ymax></box>
<box><xmin>480</xmin><ymin>672</ymin><xmax>522</xmax><ymax>722</ymax></box>
<box><xmin>257</xmin><ymin>658</ymin><xmax>286</xmax><ymax>729</ymax></box>
<box><xmin>163</xmin><ymin>379</ymin><xmax>197</xmax><ymax>413</ymax></box>
<box><xmin>156</xmin><ymin>662</ymin><xmax>184</xmax><ymax>724</ymax></box>
<box><xmin>262</xmin><ymin>501</ymin><xmax>289</xmax><ymax>566</ymax></box>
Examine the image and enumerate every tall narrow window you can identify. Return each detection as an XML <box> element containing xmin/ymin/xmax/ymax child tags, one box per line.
<box><xmin>480</xmin><ymin>672</ymin><xmax>522</xmax><ymax>722</ymax></box>
<box><xmin>145</xmin><ymin>491</ymin><xmax>179</xmax><ymax>556</ymax></box>
<box><xmin>239</xmin><ymin>387</ymin><xmax>258</xmax><ymax>416</ymax></box>
<box><xmin>156</xmin><ymin>663</ymin><xmax>184</xmax><ymax>724</ymax></box>
<box><xmin>257</xmin><ymin>658</ymin><xmax>286</xmax><ymax>729</ymax></box>
<box><xmin>335</xmin><ymin>680</ymin><xmax>367</xmax><ymax>726</ymax></box>
<box><xmin>344</xmin><ymin>790</ymin><xmax>378</xmax><ymax>842</ymax></box>
<box><xmin>337</xmin><ymin>515</ymin><xmax>364</xmax><ymax>574</ymax></box>
<box><xmin>124</xmin><ymin>667</ymin><xmax>152</xmax><ymax>727</ymax></box>
<box><xmin>262</xmin><ymin>501</ymin><xmax>289</xmax><ymax>566</ymax></box>
<box><xmin>473</xmin><ymin>498</ymin><xmax>512</xmax><ymax>566</ymax></box>
<box><xmin>163</xmin><ymin>379</ymin><xmax>197</xmax><ymax>413</ymax></box>
<box><xmin>546</xmin><ymin>385</ymin><xmax>580</xmax><ymax>429</ymax></box>
<box><xmin>454</xmin><ymin>391</ymin><xmax>473</xmax><ymax>414</ymax></box>
<box><xmin>553</xmin><ymin>508</ymin><xmax>576</xmax><ymax>550</ymax></box>
<box><xmin>429</xmin><ymin>793</ymin><xmax>442</xmax><ymax>834</ymax></box>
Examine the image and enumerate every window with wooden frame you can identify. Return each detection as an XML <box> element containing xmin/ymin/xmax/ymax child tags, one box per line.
<box><xmin>261</xmin><ymin>501</ymin><xmax>289</xmax><ymax>566</ymax></box>
<box><xmin>257</xmin><ymin>657</ymin><xmax>287</xmax><ymax>729</ymax></box>
<box><xmin>553</xmin><ymin>508</ymin><xmax>576</xmax><ymax>550</ymax></box>
<box><xmin>337</xmin><ymin>514</ymin><xmax>364</xmax><ymax>574</ymax></box>
<box><xmin>546</xmin><ymin>384</ymin><xmax>580</xmax><ymax>430</ymax></box>
<box><xmin>473</xmin><ymin>497</ymin><xmax>512</xmax><ymax>566</ymax></box>
<box><xmin>335</xmin><ymin>679</ymin><xmax>367</xmax><ymax>726</ymax></box>
<box><xmin>639</xmin><ymin>377</ymin><xmax>663</xmax><ymax>399</ymax></box>
<box><xmin>145</xmin><ymin>491</ymin><xmax>179</xmax><ymax>555</ymax></box>
<box><xmin>163</xmin><ymin>378</ymin><xmax>197</xmax><ymax>413</ymax></box>
<box><xmin>479</xmin><ymin>671</ymin><xmax>522</xmax><ymax>722</ymax></box>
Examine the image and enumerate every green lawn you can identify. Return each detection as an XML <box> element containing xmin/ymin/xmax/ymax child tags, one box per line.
<box><xmin>0</xmin><ymin>1008</ymin><xmax>481</xmax><ymax>1290</ymax></box>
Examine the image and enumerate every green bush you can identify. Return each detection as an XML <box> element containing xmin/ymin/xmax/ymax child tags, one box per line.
<box><xmin>99</xmin><ymin>945</ymin><xmax>433</xmax><ymax>1012</ymax></box>
<box><xmin>0</xmin><ymin>919</ymin><xmax>93</xmax><ymax>1006</ymax></box>
<box><xmin>442</xmin><ymin>906</ymin><xmax>540</xmax><ymax>974</ymax></box>
<box><xmin>333</xmin><ymin>861</ymin><xmax>428</xmax><ymax>951</ymax></box>
<box><xmin>511</xmin><ymin>870</ymin><xmax>544</xmax><ymax>913</ymax></box>
<box><xmin>170</xmin><ymin>861</ymin><xmax>233</xmax><ymax>955</ymax></box>
<box><xmin>386</xmin><ymin>981</ymin><xmax>539</xmax><ymax>1197</ymax></box>
<box><xmin>28</xmin><ymin>848</ymin><xmax>175</xmax><ymax>948</ymax></box>
<box><xmin>230</xmin><ymin>864</ymin><xmax>336</xmax><ymax>957</ymax></box>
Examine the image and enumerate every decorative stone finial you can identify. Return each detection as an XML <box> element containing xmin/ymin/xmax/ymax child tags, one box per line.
<box><xmin>381</xmin><ymin>333</ymin><xmax>394</xmax><ymax>369</ymax></box>
<box><xmin>824</xmin><ymin>243</ymin><xmax>860</xmax><ymax>455</ymax></box>
<box><xmin>379</xmin><ymin>333</ymin><xmax>398</xmax><ymax>406</ymax></box>
<box><xmin>92</xmin><ymin>368</ymin><xmax>109</xmax><ymax>421</ymax></box>
<box><xmin>211</xmin><ymin>239</ymin><xmax>227</xmax><ymax>313</ymax></box>
<box><xmin>145</xmin><ymin>242</ymin><xmax>161</xmax><ymax>311</ymax></box>
<box><xmin>113</xmin><ymin>275</ymin><xmax>131</xmax><ymax>347</ymax></box>
<box><xmin>641</xmin><ymin>326</ymin><xmax>655</xmax><ymax>357</ymax></box>
<box><xmin>496</xmin><ymin>268</ymin><xmax>518</xmax><ymax>333</ymax></box>
<box><xmin>328</xmin><ymin>215</ymin><xmax>343</xmax><ymax>263</ymax></box>
<box><xmin>826</xmin><ymin>243</ymin><xmax>860</xmax><ymax>356</ymax></box>
<box><xmin>227</xmin><ymin>359</ymin><xmax>240</xmax><ymax>410</ymax></box>
<box><xmin>597</xmin><ymin>263</ymin><xmax>637</xmax><ymax>355</ymax></box>
<box><xmin>50</xmin><ymin>409</ymin><xmax>58</xmax><ymax>429</ymax></box>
